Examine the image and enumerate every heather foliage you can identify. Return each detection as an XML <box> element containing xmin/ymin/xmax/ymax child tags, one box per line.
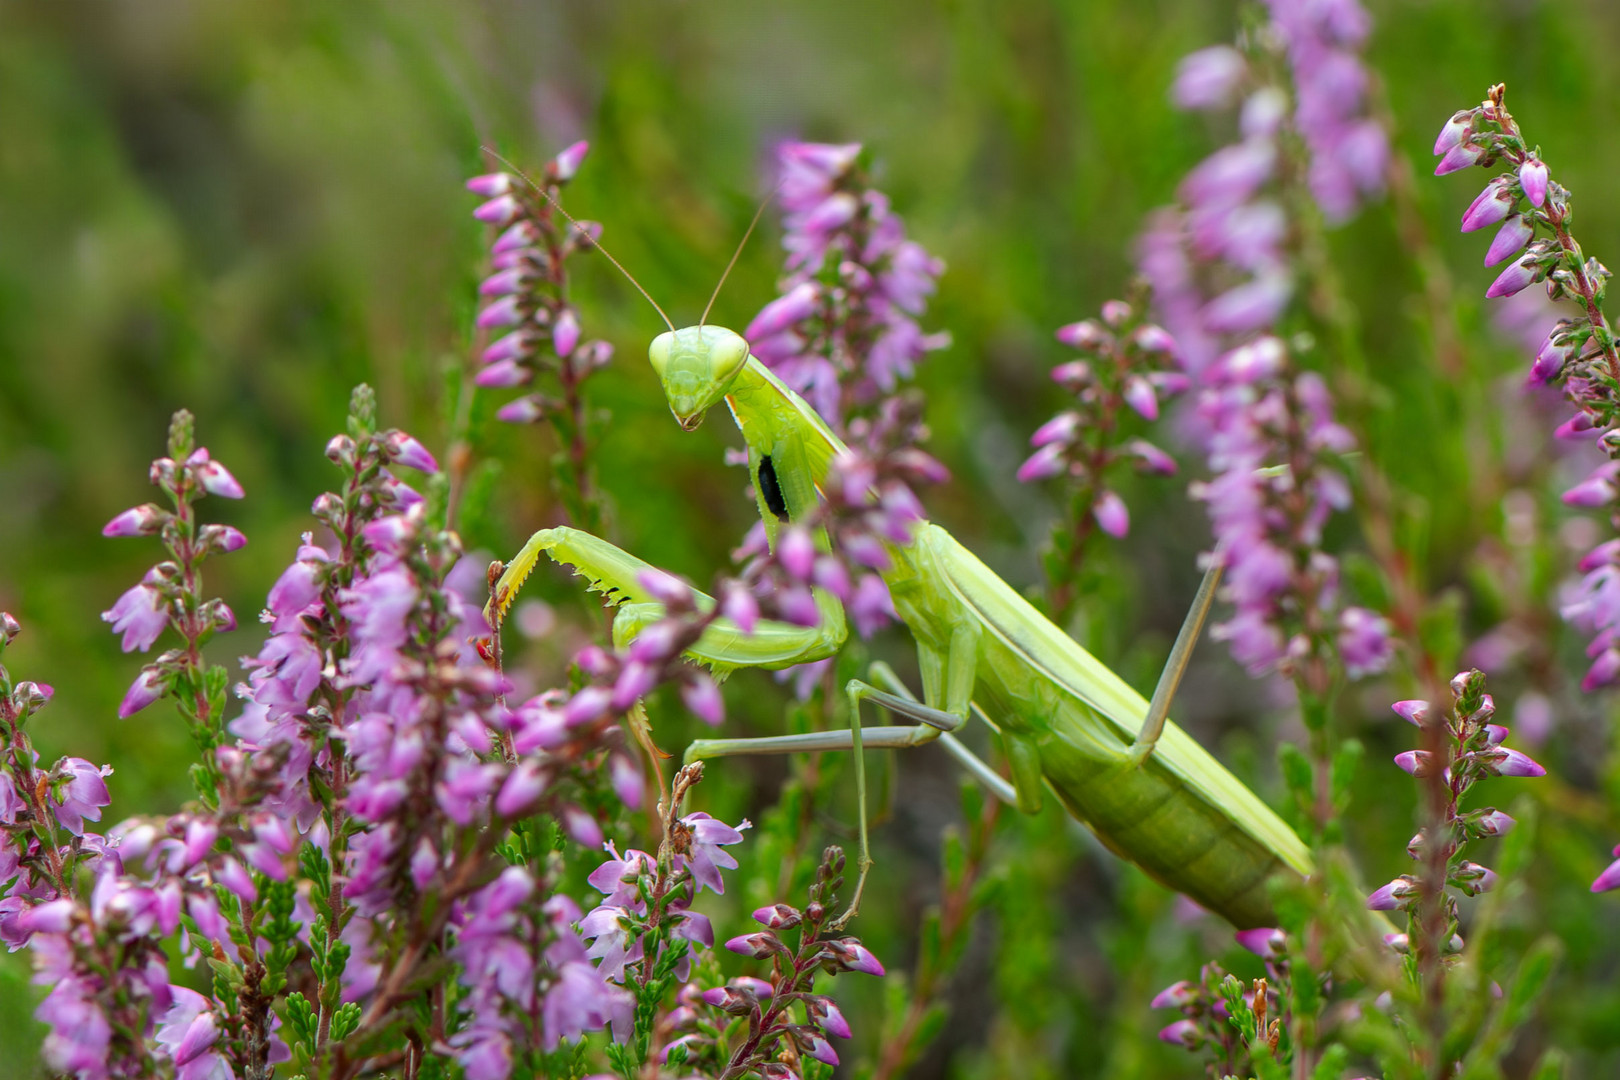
<box><xmin>7</xmin><ymin>2</ymin><xmax>1620</xmax><ymax>1078</ymax></box>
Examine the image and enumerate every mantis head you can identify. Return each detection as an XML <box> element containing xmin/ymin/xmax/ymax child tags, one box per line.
<box><xmin>648</xmin><ymin>325</ymin><xmax>750</xmax><ymax>429</ymax></box>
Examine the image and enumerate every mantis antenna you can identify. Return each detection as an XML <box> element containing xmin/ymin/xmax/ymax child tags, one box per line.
<box><xmin>699</xmin><ymin>185</ymin><xmax>778</xmax><ymax>328</ymax></box>
<box><xmin>481</xmin><ymin>146</ymin><xmax>675</xmax><ymax>333</ymax></box>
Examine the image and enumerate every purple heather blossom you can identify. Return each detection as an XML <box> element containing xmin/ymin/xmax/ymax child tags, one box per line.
<box><xmin>51</xmin><ymin>759</ymin><xmax>112</xmax><ymax>836</ymax></box>
<box><xmin>678</xmin><ymin>812</ymin><xmax>748</xmax><ymax>895</ymax></box>
<box><xmin>749</xmin><ymin>141</ymin><xmax>948</xmax><ymax>428</ymax></box>
<box><xmin>1159</xmin><ymin>1018</ymin><xmax>1203</xmax><ymax>1048</ymax></box>
<box><xmin>1484</xmin><ymin>215</ymin><xmax>1535</xmax><ymax>267</ymax></box>
<box><xmin>1234</xmin><ymin>926</ymin><xmax>1286</xmax><ymax>959</ymax></box>
<box><xmin>102</xmin><ymin>503</ymin><xmax>167</xmax><ymax>538</ymax></box>
<box><xmin>1172</xmin><ymin>46</ymin><xmax>1247</xmax><ymax>109</ymax></box>
<box><xmin>1593</xmin><ymin>845</ymin><xmax>1620</xmax><ymax>893</ymax></box>
<box><xmin>185</xmin><ymin>448</ymin><xmax>244</xmax><ymax>499</ymax></box>
<box><xmin>102</xmin><ymin>575</ymin><xmax>168</xmax><ymax>653</ymax></box>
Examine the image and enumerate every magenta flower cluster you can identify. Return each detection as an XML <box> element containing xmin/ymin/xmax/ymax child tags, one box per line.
<box><xmin>745</xmin><ymin>141</ymin><xmax>950</xmax><ymax>431</ymax></box>
<box><xmin>1141</xmin><ymin>12</ymin><xmax>1393</xmax><ymax>682</ymax></box>
<box><xmin>1432</xmin><ymin>87</ymin><xmax>1620</xmax><ymax>695</ymax></box>
<box><xmin>667</xmin><ymin>845</ymin><xmax>883</xmax><ymax>1078</ymax></box>
<box><xmin>1189</xmin><ymin>336</ymin><xmax>1392</xmax><ymax>678</ymax></box>
<box><xmin>1365</xmin><ymin>671</ymin><xmax>1541</xmax><ymax>961</ymax></box>
<box><xmin>1157</xmin><ymin>1</ymin><xmax>1384</xmax><ymax>376</ymax></box>
<box><xmin>728</xmin><ymin>143</ymin><xmax>955</xmax><ymax>695</ymax></box>
<box><xmin>1017</xmin><ymin>297</ymin><xmax>1189</xmax><ymax>542</ymax></box>
<box><xmin>19</xmin><ymin>394</ymin><xmax>800</xmax><ymax>1079</ymax></box>
<box><xmin>1151</xmin><ymin>931</ymin><xmax>1287</xmax><ymax>1069</ymax></box>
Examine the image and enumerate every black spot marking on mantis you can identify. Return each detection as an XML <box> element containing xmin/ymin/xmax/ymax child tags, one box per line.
<box><xmin>758</xmin><ymin>455</ymin><xmax>789</xmax><ymax>521</ymax></box>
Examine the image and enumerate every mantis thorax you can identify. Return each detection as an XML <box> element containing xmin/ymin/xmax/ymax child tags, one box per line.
<box><xmin>648</xmin><ymin>325</ymin><xmax>749</xmax><ymax>429</ymax></box>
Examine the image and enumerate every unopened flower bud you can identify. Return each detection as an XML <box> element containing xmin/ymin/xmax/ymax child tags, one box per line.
<box><xmin>1</xmin><ymin>612</ymin><xmax>18</xmax><ymax>646</ymax></box>
<box><xmin>1434</xmin><ymin>110</ymin><xmax>1475</xmax><ymax>156</ymax></box>
<box><xmin>552</xmin><ymin>140</ymin><xmax>589</xmax><ymax>181</ymax></box>
<box><xmin>1366</xmin><ymin>876</ymin><xmax>1418</xmax><ymax>910</ymax></box>
<box><xmin>701</xmin><ymin>986</ymin><xmax>754</xmax><ymax>1015</ymax></box>
<box><xmin>1484</xmin><ymin>215</ymin><xmax>1534</xmax><ymax>267</ymax></box>
<box><xmin>1055</xmin><ymin>319</ymin><xmax>1109</xmax><ymax>350</ymax></box>
<box><xmin>753</xmin><ymin>903</ymin><xmax>802</xmax><ymax>929</ymax></box>
<box><xmin>725</xmin><ymin>932</ymin><xmax>785</xmax><ymax>959</ymax></box>
<box><xmin>1158</xmin><ymin>1018</ymin><xmax>1203</xmax><ymax>1049</ymax></box>
<box><xmin>1390</xmin><ymin>699</ymin><xmax>1429</xmax><ymax>726</ymax></box>
<box><xmin>1485</xmin><ymin>250</ymin><xmax>1541</xmax><ymax>298</ymax></box>
<box><xmin>1460</xmin><ymin>178</ymin><xmax>1515</xmax><ymax>233</ymax></box>
<box><xmin>1519</xmin><ymin>158</ymin><xmax>1549</xmax><ymax>208</ymax></box>
<box><xmin>1150</xmin><ymin>980</ymin><xmax>1199</xmax><ymax>1009</ymax></box>
<box><xmin>103</xmin><ymin>504</ymin><xmax>168</xmax><ymax>538</ymax></box>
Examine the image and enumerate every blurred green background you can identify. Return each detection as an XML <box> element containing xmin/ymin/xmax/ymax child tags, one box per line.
<box><xmin>3</xmin><ymin>0</ymin><xmax>1620</xmax><ymax>1075</ymax></box>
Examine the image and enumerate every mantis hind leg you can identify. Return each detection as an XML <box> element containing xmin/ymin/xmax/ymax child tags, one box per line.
<box><xmin>867</xmin><ymin>662</ymin><xmax>1017</xmax><ymax>807</ymax></box>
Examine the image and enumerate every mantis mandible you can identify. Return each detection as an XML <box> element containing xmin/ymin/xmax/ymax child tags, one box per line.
<box><xmin>482</xmin><ymin>177</ymin><xmax>1314</xmax><ymax>929</ymax></box>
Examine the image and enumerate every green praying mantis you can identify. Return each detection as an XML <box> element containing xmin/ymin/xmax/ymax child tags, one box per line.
<box><xmin>482</xmin><ymin>178</ymin><xmax>1314</xmax><ymax>930</ymax></box>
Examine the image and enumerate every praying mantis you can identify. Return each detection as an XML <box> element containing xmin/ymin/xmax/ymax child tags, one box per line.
<box><xmin>481</xmin><ymin>181</ymin><xmax>1313</xmax><ymax>930</ymax></box>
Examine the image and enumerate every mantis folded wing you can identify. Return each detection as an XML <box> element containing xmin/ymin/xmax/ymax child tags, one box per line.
<box><xmin>487</xmin><ymin>324</ymin><xmax>1315</xmax><ymax>929</ymax></box>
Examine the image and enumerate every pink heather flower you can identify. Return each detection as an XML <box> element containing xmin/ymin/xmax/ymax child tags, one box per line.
<box><xmin>1122</xmin><ymin>375</ymin><xmax>1159</xmax><ymax>420</ymax></box>
<box><xmin>1338</xmin><ymin>605</ymin><xmax>1393</xmax><ymax>678</ymax></box>
<box><xmin>746</xmin><ymin>282</ymin><xmax>820</xmax><ymax>341</ymax></box>
<box><xmin>495</xmin><ymin>761</ymin><xmax>547</xmax><ymax>818</ymax></box>
<box><xmin>553</xmin><ymin>140</ymin><xmax>589</xmax><ymax>180</ymax></box>
<box><xmin>1128</xmin><ymin>439</ymin><xmax>1177</xmax><ymax>475</ymax></box>
<box><xmin>1202</xmin><ymin>272</ymin><xmax>1291</xmax><ymax>333</ymax></box>
<box><xmin>1434</xmin><ymin>110</ymin><xmax>1473</xmax><ymax>156</ymax></box>
<box><xmin>466</xmin><ymin>173</ymin><xmax>514</xmax><ymax>197</ymax></box>
<box><xmin>1485</xmin><ymin>252</ymin><xmax>1539</xmax><ymax>298</ymax></box>
<box><xmin>553</xmin><ymin>309</ymin><xmax>581</xmax><ymax>357</ymax></box>
<box><xmin>482</xmin><ymin>329</ymin><xmax>533</xmax><ymax>365</ymax></box>
<box><xmin>476</xmin><ymin>359</ymin><xmax>529</xmax><ymax>388</ymax></box>
<box><xmin>478</xmin><ymin>295</ymin><xmax>523</xmax><ymax>328</ymax></box>
<box><xmin>849</xmin><ymin>574</ymin><xmax>896</xmax><ymax>638</ymax></box>
<box><xmin>1016</xmin><ymin>443</ymin><xmax>1066</xmax><ymax>484</ymax></box>
<box><xmin>1519</xmin><ymin>158</ymin><xmax>1549</xmax><ymax>208</ymax></box>
<box><xmin>186</xmin><ymin>448</ymin><xmax>244</xmax><ymax>498</ymax></box>
<box><xmin>779</xmin><ymin>527</ymin><xmax>816</xmax><ymax>579</ymax></box>
<box><xmin>1390</xmin><ymin>699</ymin><xmax>1429</xmax><ymax>726</ymax></box>
<box><xmin>1434</xmin><ymin>141</ymin><xmax>1484</xmax><ymax>176</ymax></box>
<box><xmin>1234</xmin><ymin>926</ymin><xmax>1285</xmax><ymax>959</ymax></box>
<box><xmin>495</xmin><ymin>396</ymin><xmax>544</xmax><ymax>424</ymax></box>
<box><xmin>719</xmin><ymin>583</ymin><xmax>759</xmax><ymax>633</ymax></box>
<box><xmin>1365</xmin><ymin>877</ymin><xmax>1415</xmax><ymax>910</ymax></box>
<box><xmin>1482</xmin><ymin>747</ymin><xmax>1546</xmax><ymax>778</ymax></box>
<box><xmin>118</xmin><ymin>667</ymin><xmax>165</xmax><ymax>718</ymax></box>
<box><xmin>384</xmin><ymin>431</ymin><xmax>438</xmax><ymax>473</ymax></box>
<box><xmin>1056</xmin><ymin>321</ymin><xmax>1107</xmax><ymax>349</ymax></box>
<box><xmin>681</xmin><ymin>675</ymin><xmax>725</xmax><ymax>728</ymax></box>
<box><xmin>1159</xmin><ymin>1019</ymin><xmax>1202</xmax><ymax>1048</ymax></box>
<box><xmin>1093</xmin><ymin>490</ymin><xmax>1129</xmax><ymax>538</ymax></box>
<box><xmin>1563</xmin><ymin>464</ymin><xmax>1618</xmax><ymax>508</ymax></box>
<box><xmin>1150</xmin><ymin>980</ymin><xmax>1198</xmax><ymax>1009</ymax></box>
<box><xmin>1532</xmin><ymin>334</ymin><xmax>1572</xmax><ymax>383</ymax></box>
<box><xmin>102</xmin><ymin>578</ymin><xmax>167</xmax><ymax>653</ymax></box>
<box><xmin>51</xmin><ymin>759</ymin><xmax>111</xmax><ymax>835</ymax></box>
<box><xmin>830</xmin><ymin>938</ymin><xmax>885</xmax><ymax>976</ymax></box>
<box><xmin>1483</xmin><ymin>215</ymin><xmax>1534</xmax><ymax>267</ymax></box>
<box><xmin>1172</xmin><ymin>46</ymin><xmax>1247</xmax><ymax>109</ymax></box>
<box><xmin>474</xmin><ymin>194</ymin><xmax>520</xmax><ymax>225</ymax></box>
<box><xmin>1461</xmin><ymin>178</ymin><xmax>1515</xmax><ymax>232</ymax></box>
<box><xmin>102</xmin><ymin>503</ymin><xmax>166</xmax><ymax>537</ymax></box>
<box><xmin>1393</xmin><ymin>750</ymin><xmax>1437</xmax><ymax>777</ymax></box>
<box><xmin>564</xmin><ymin>805</ymin><xmax>603</xmax><ymax>849</ymax></box>
<box><xmin>1593</xmin><ymin>845</ymin><xmax>1620</xmax><ymax>893</ymax></box>
<box><xmin>802</xmin><ymin>1033</ymin><xmax>839</xmax><ymax>1066</ymax></box>
<box><xmin>679</xmin><ymin>812</ymin><xmax>748</xmax><ymax>894</ymax></box>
